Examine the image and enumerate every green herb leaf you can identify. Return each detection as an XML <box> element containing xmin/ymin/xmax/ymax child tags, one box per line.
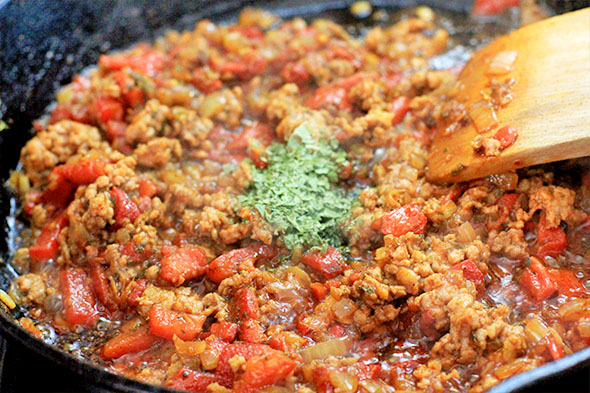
<box><xmin>238</xmin><ymin>124</ymin><xmax>353</xmax><ymax>251</ymax></box>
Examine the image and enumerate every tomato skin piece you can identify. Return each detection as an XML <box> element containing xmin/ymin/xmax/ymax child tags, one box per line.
<box><xmin>452</xmin><ymin>259</ymin><xmax>484</xmax><ymax>287</ymax></box>
<box><xmin>56</xmin><ymin>160</ymin><xmax>106</xmax><ymax>185</ymax></box>
<box><xmin>300</xmin><ymin>246</ymin><xmax>347</xmax><ymax>280</ymax></box>
<box><xmin>493</xmin><ymin>126</ymin><xmax>518</xmax><ymax>150</ymax></box>
<box><xmin>90</xmin><ymin>265</ymin><xmax>117</xmax><ymax>311</ymax></box>
<box><xmin>60</xmin><ymin>268</ymin><xmax>99</xmax><ymax>327</ymax></box>
<box><xmin>381</xmin><ymin>202</ymin><xmax>427</xmax><ymax>237</ymax></box>
<box><xmin>138</xmin><ymin>180</ymin><xmax>158</xmax><ymax>198</ymax></box>
<box><xmin>159</xmin><ymin>245</ymin><xmax>208</xmax><ymax>286</ymax></box>
<box><xmin>304</xmin><ymin>85</ymin><xmax>351</xmax><ymax>111</ymax></box>
<box><xmin>549</xmin><ymin>269</ymin><xmax>586</xmax><ymax>297</ymax></box>
<box><xmin>472</xmin><ymin>0</ymin><xmax>519</xmax><ymax>16</ymax></box>
<box><xmin>280</xmin><ymin>62</ymin><xmax>310</xmax><ymax>85</ymax></box>
<box><xmin>99</xmin><ymin>47</ymin><xmax>166</xmax><ymax>76</ymax></box>
<box><xmin>127</xmin><ymin>279</ymin><xmax>148</xmax><ymax>307</ymax></box>
<box><xmin>233</xmin><ymin>352</ymin><xmax>296</xmax><ymax>393</ymax></box>
<box><xmin>519</xmin><ymin>258</ymin><xmax>557</xmax><ymax>301</ymax></box>
<box><xmin>148</xmin><ymin>305</ymin><xmax>206</xmax><ymax>341</ymax></box>
<box><xmin>234</xmin><ymin>288</ymin><xmax>260</xmax><ymax>321</ymax></box>
<box><xmin>110</xmin><ymin>187</ymin><xmax>140</xmax><ymax>227</ymax></box>
<box><xmin>101</xmin><ymin>324</ymin><xmax>160</xmax><ymax>360</ymax></box>
<box><xmin>49</xmin><ymin>104</ymin><xmax>91</xmax><ymax>124</ymax></box>
<box><xmin>29</xmin><ymin>214</ymin><xmax>68</xmax><ymax>263</ymax></box>
<box><xmin>389</xmin><ymin>96</ymin><xmax>411</xmax><ymax>125</ymax></box>
<box><xmin>93</xmin><ymin>96</ymin><xmax>124</xmax><ymax>124</ymax></box>
<box><xmin>310</xmin><ymin>282</ymin><xmax>328</xmax><ymax>301</ymax></box>
<box><xmin>166</xmin><ymin>368</ymin><xmax>218</xmax><ymax>392</ymax></box>
<box><xmin>546</xmin><ymin>335</ymin><xmax>564</xmax><ymax>361</ymax></box>
<box><xmin>210</xmin><ymin>321</ymin><xmax>239</xmax><ymax>342</ymax></box>
<box><xmin>240</xmin><ymin>319</ymin><xmax>266</xmax><ymax>343</ymax></box>
<box><xmin>206</xmin><ymin>244</ymin><xmax>277</xmax><ymax>283</ymax></box>
<box><xmin>537</xmin><ymin>226</ymin><xmax>567</xmax><ymax>259</ymax></box>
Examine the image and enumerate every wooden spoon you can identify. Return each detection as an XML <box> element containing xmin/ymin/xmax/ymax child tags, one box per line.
<box><xmin>426</xmin><ymin>8</ymin><xmax>590</xmax><ymax>183</ymax></box>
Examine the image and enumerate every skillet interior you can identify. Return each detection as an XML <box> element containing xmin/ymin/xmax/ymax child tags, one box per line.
<box><xmin>0</xmin><ymin>1</ymin><xmax>588</xmax><ymax>392</ymax></box>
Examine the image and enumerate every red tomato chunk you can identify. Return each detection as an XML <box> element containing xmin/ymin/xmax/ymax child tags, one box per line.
<box><xmin>381</xmin><ymin>202</ymin><xmax>428</xmax><ymax>237</ymax></box>
<box><xmin>60</xmin><ymin>268</ymin><xmax>99</xmax><ymax>327</ymax></box>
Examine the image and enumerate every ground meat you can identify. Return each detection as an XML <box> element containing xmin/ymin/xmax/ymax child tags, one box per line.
<box><xmin>487</xmin><ymin>228</ymin><xmax>529</xmax><ymax>260</ymax></box>
<box><xmin>11</xmin><ymin>273</ymin><xmax>47</xmax><ymax>306</ymax></box>
<box><xmin>20</xmin><ymin>120</ymin><xmax>104</xmax><ymax>186</ymax></box>
<box><xmin>134</xmin><ymin>137</ymin><xmax>182</xmax><ymax>168</ymax></box>
<box><xmin>528</xmin><ymin>185</ymin><xmax>576</xmax><ymax>227</ymax></box>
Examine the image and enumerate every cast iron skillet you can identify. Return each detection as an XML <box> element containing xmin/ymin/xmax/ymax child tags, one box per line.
<box><xmin>0</xmin><ymin>1</ymin><xmax>589</xmax><ymax>392</ymax></box>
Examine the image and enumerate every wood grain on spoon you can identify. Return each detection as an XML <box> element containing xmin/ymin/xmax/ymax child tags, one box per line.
<box><xmin>426</xmin><ymin>8</ymin><xmax>590</xmax><ymax>183</ymax></box>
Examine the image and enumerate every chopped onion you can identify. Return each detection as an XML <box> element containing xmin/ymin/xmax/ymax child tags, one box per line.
<box><xmin>456</xmin><ymin>222</ymin><xmax>476</xmax><ymax>244</ymax></box>
<box><xmin>558</xmin><ymin>298</ymin><xmax>590</xmax><ymax>322</ymax></box>
<box><xmin>577</xmin><ymin>319</ymin><xmax>590</xmax><ymax>338</ymax></box>
<box><xmin>488</xmin><ymin>173</ymin><xmax>519</xmax><ymax>190</ymax></box>
<box><xmin>524</xmin><ymin>318</ymin><xmax>549</xmax><ymax>343</ymax></box>
<box><xmin>469</xmin><ymin>100</ymin><xmax>498</xmax><ymax>133</ymax></box>
<box><xmin>331</xmin><ymin>298</ymin><xmax>358</xmax><ymax>324</ymax></box>
<box><xmin>329</xmin><ymin>370</ymin><xmax>359</xmax><ymax>393</ymax></box>
<box><xmin>173</xmin><ymin>335</ymin><xmax>206</xmax><ymax>356</ymax></box>
<box><xmin>200</xmin><ymin>348</ymin><xmax>220</xmax><ymax>370</ymax></box>
<box><xmin>199</xmin><ymin>91</ymin><xmax>226</xmax><ymax>118</ymax></box>
<box><xmin>300</xmin><ymin>338</ymin><xmax>352</xmax><ymax>363</ymax></box>
<box><xmin>488</xmin><ymin>50</ymin><xmax>518</xmax><ymax>75</ymax></box>
<box><xmin>0</xmin><ymin>289</ymin><xmax>16</xmax><ymax>310</ymax></box>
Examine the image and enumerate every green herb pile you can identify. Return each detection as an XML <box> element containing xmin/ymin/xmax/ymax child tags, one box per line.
<box><xmin>238</xmin><ymin>124</ymin><xmax>353</xmax><ymax>251</ymax></box>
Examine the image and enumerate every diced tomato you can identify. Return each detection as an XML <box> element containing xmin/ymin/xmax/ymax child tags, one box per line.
<box><xmin>520</xmin><ymin>258</ymin><xmax>558</xmax><ymax>301</ymax></box>
<box><xmin>452</xmin><ymin>259</ymin><xmax>485</xmax><ymax>287</ymax></box>
<box><xmin>229</xmin><ymin>25</ymin><xmax>264</xmax><ymax>40</ymax></box>
<box><xmin>127</xmin><ymin>279</ymin><xmax>148</xmax><ymax>307</ymax></box>
<box><xmin>280</xmin><ymin>62</ymin><xmax>310</xmax><ymax>85</ymax></box>
<box><xmin>166</xmin><ymin>368</ymin><xmax>218</xmax><ymax>392</ymax></box>
<box><xmin>110</xmin><ymin>187</ymin><xmax>140</xmax><ymax>227</ymax></box>
<box><xmin>493</xmin><ymin>126</ymin><xmax>518</xmax><ymax>150</ymax></box>
<box><xmin>537</xmin><ymin>226</ymin><xmax>567</xmax><ymax>259</ymax></box>
<box><xmin>304</xmin><ymin>85</ymin><xmax>351</xmax><ymax>111</ymax></box>
<box><xmin>240</xmin><ymin>319</ymin><xmax>266</xmax><ymax>343</ymax></box>
<box><xmin>191</xmin><ymin>68</ymin><xmax>223</xmax><ymax>93</ymax></box>
<box><xmin>105</xmin><ymin>120</ymin><xmax>127</xmax><ymax>140</ymax></box>
<box><xmin>310</xmin><ymin>282</ymin><xmax>328</xmax><ymax>301</ymax></box>
<box><xmin>233</xmin><ymin>351</ymin><xmax>296</xmax><ymax>393</ymax></box>
<box><xmin>328</xmin><ymin>44</ymin><xmax>356</xmax><ymax>61</ymax></box>
<box><xmin>55</xmin><ymin>160</ymin><xmax>106</xmax><ymax>185</ymax></box>
<box><xmin>138</xmin><ymin>180</ymin><xmax>158</xmax><ymax>198</ymax></box>
<box><xmin>389</xmin><ymin>97</ymin><xmax>411</xmax><ymax>125</ymax></box>
<box><xmin>60</xmin><ymin>268</ymin><xmax>99</xmax><ymax>327</ymax></box>
<box><xmin>148</xmin><ymin>305</ymin><xmax>206</xmax><ymax>341</ymax></box>
<box><xmin>546</xmin><ymin>335</ymin><xmax>564</xmax><ymax>361</ymax></box>
<box><xmin>300</xmin><ymin>246</ymin><xmax>347</xmax><ymax>280</ymax></box>
<box><xmin>312</xmin><ymin>366</ymin><xmax>332</xmax><ymax>393</ymax></box>
<box><xmin>159</xmin><ymin>245</ymin><xmax>207</xmax><ymax>286</ymax></box>
<box><xmin>93</xmin><ymin>96</ymin><xmax>124</xmax><ymax>124</ymax></box>
<box><xmin>206</xmin><ymin>244</ymin><xmax>277</xmax><ymax>283</ymax></box>
<box><xmin>380</xmin><ymin>202</ymin><xmax>427</xmax><ymax>237</ymax></box>
<box><xmin>49</xmin><ymin>104</ymin><xmax>91</xmax><ymax>124</ymax></box>
<box><xmin>210</xmin><ymin>321</ymin><xmax>239</xmax><ymax>342</ymax></box>
<box><xmin>354</xmin><ymin>363</ymin><xmax>381</xmax><ymax>381</ymax></box>
<box><xmin>472</xmin><ymin>0</ymin><xmax>519</xmax><ymax>16</ymax></box>
<box><xmin>549</xmin><ymin>269</ymin><xmax>586</xmax><ymax>297</ymax></box>
<box><xmin>215</xmin><ymin>343</ymin><xmax>272</xmax><ymax>388</ymax></box>
<box><xmin>120</xmin><ymin>242</ymin><xmax>152</xmax><ymax>263</ymax></box>
<box><xmin>99</xmin><ymin>47</ymin><xmax>166</xmax><ymax>76</ymax></box>
<box><xmin>91</xmin><ymin>265</ymin><xmax>117</xmax><ymax>311</ymax></box>
<box><xmin>234</xmin><ymin>288</ymin><xmax>260</xmax><ymax>320</ymax></box>
<box><xmin>29</xmin><ymin>214</ymin><xmax>68</xmax><ymax>263</ymax></box>
<box><xmin>101</xmin><ymin>324</ymin><xmax>161</xmax><ymax>360</ymax></box>
<box><xmin>210</xmin><ymin>50</ymin><xmax>267</xmax><ymax>80</ymax></box>
<box><xmin>328</xmin><ymin>324</ymin><xmax>345</xmax><ymax>338</ymax></box>
<box><xmin>229</xmin><ymin>122</ymin><xmax>274</xmax><ymax>151</ymax></box>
